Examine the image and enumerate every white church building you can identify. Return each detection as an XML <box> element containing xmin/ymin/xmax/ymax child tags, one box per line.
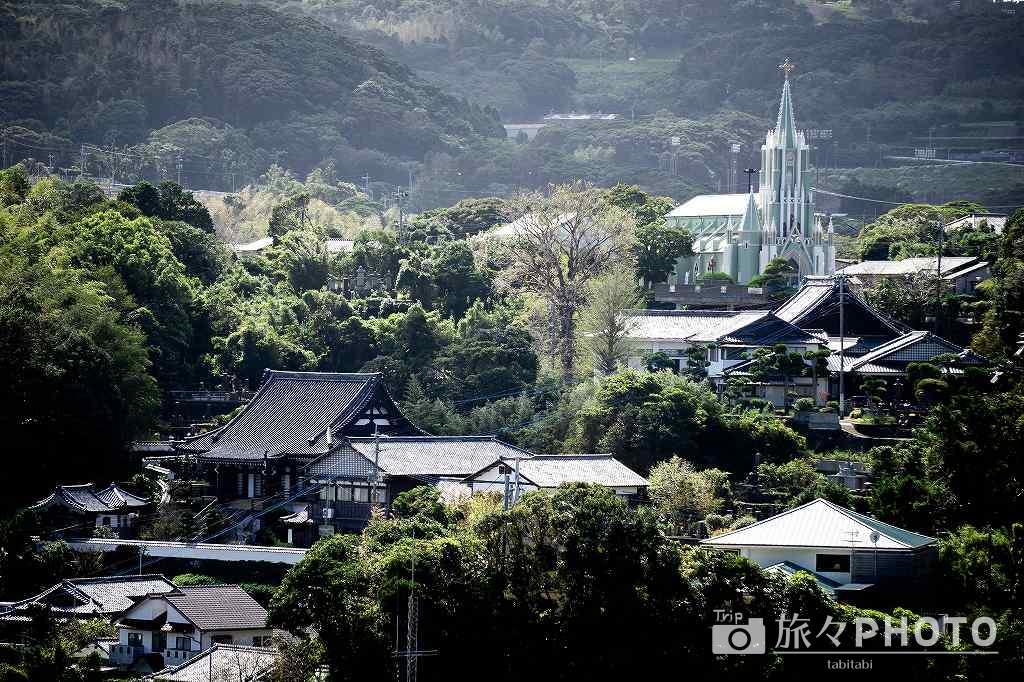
<box><xmin>664</xmin><ymin>60</ymin><xmax>836</xmax><ymax>286</ymax></box>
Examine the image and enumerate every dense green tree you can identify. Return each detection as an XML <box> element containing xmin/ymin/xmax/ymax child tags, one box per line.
<box><xmin>431</xmin><ymin>240</ymin><xmax>489</xmax><ymax>318</ymax></box>
<box><xmin>435</xmin><ymin>302</ymin><xmax>538</xmax><ymax>401</ymax></box>
<box><xmin>973</xmin><ymin>208</ymin><xmax>1024</xmax><ymax>358</ymax></box>
<box><xmin>50</xmin><ymin>209</ymin><xmax>196</xmax><ymax>388</ymax></box>
<box><xmin>0</xmin><ymin>255</ymin><xmax>158</xmax><ymax>502</ymax></box>
<box><xmin>269</xmin><ymin>534</ymin><xmax>391</xmax><ymax>681</ymax></box>
<box><xmin>633</xmin><ymin>221</ymin><xmax>694</xmax><ymax>288</ymax></box>
<box><xmin>217</xmin><ymin>319</ymin><xmax>315</xmax><ymax>389</ymax></box>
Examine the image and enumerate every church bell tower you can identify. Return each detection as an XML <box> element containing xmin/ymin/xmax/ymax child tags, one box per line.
<box><xmin>758</xmin><ymin>58</ymin><xmax>834</xmax><ymax>278</ymax></box>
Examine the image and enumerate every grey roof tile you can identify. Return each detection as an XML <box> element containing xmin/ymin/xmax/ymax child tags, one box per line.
<box><xmin>31</xmin><ymin>484</ymin><xmax>151</xmax><ymax>513</ymax></box>
<box><xmin>509</xmin><ymin>454</ymin><xmax>648</xmax><ymax>488</ymax></box>
<box><xmin>2</xmin><ymin>575</ymin><xmax>175</xmax><ymax>618</ymax></box>
<box><xmin>701</xmin><ymin>498</ymin><xmax>935</xmax><ymax>550</ymax></box>
<box><xmin>349</xmin><ymin>436</ymin><xmax>532</xmax><ymax>478</ymax></box>
<box><xmin>164</xmin><ymin>585</ymin><xmax>268</xmax><ymax>631</ymax></box>
<box><xmin>623</xmin><ymin>309</ymin><xmax>822</xmax><ymax>345</ymax></box>
<box><xmin>149</xmin><ymin>644</ymin><xmax>277</xmax><ymax>681</ymax></box>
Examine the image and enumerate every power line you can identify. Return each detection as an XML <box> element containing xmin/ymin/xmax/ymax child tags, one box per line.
<box><xmin>813</xmin><ymin>186</ymin><xmax>1023</xmax><ymax>210</ymax></box>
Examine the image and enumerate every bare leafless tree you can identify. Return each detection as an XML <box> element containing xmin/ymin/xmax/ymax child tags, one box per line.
<box><xmin>498</xmin><ymin>180</ymin><xmax>636</xmax><ymax>379</ymax></box>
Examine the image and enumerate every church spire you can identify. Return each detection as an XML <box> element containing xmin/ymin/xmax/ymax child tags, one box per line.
<box><xmin>775</xmin><ymin>58</ymin><xmax>798</xmax><ymax>147</ymax></box>
<box><xmin>740</xmin><ymin>187</ymin><xmax>759</xmax><ymax>232</ymax></box>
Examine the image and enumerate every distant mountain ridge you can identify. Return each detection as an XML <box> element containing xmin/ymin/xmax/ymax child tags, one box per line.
<box><xmin>0</xmin><ymin>0</ymin><xmax>503</xmax><ymax>186</ymax></box>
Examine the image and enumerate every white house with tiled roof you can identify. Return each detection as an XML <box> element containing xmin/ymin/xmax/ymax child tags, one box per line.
<box><xmin>112</xmin><ymin>585</ymin><xmax>271</xmax><ymax>669</ymax></box>
<box><xmin>701</xmin><ymin>498</ymin><xmax>937</xmax><ymax>599</ymax></box>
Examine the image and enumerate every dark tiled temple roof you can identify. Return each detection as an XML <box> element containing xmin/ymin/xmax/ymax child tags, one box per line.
<box><xmin>181</xmin><ymin>371</ymin><xmax>408</xmax><ymax>462</ymax></box>
<box><xmin>846</xmin><ymin>331</ymin><xmax>987</xmax><ymax>371</ymax></box>
<box><xmin>31</xmin><ymin>484</ymin><xmax>149</xmax><ymax>514</ymax></box>
<box><xmin>164</xmin><ymin>585</ymin><xmax>268</xmax><ymax>631</ymax></box>
<box><xmin>774</xmin><ymin>276</ymin><xmax>906</xmax><ymax>337</ymax></box>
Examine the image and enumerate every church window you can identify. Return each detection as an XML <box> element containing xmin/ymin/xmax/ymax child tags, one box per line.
<box><xmin>707</xmin><ymin>259</ymin><xmax>715</xmax><ymax>272</ymax></box>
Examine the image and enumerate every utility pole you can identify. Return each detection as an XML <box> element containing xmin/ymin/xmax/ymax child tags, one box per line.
<box><xmin>1</xmin><ymin>127</ymin><xmax>8</xmax><ymax>169</ymax></box>
<box><xmin>176</xmin><ymin>154</ymin><xmax>183</xmax><ymax>186</ymax></box>
<box><xmin>79</xmin><ymin>144</ymin><xmax>87</xmax><ymax>179</ymax></box>
<box><xmin>395</xmin><ymin>530</ymin><xmax>437</xmax><ymax>682</ymax></box>
<box><xmin>393</xmin><ymin>188</ymin><xmax>409</xmax><ymax>242</ymax></box>
<box><xmin>935</xmin><ymin>217</ymin><xmax>945</xmax><ymax>335</ymax></box>
<box><xmin>743</xmin><ymin>168</ymin><xmax>759</xmax><ymax>194</ymax></box>
<box><xmin>370</xmin><ymin>424</ymin><xmax>381</xmax><ymax>506</ymax></box>
<box><xmin>362</xmin><ymin>173</ymin><xmax>372</xmax><ymax>200</ymax></box>
<box><xmin>838</xmin><ymin>273</ymin><xmax>846</xmax><ymax>417</ymax></box>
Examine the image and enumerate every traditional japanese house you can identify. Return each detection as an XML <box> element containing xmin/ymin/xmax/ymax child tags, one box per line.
<box><xmin>111</xmin><ymin>585</ymin><xmax>271</xmax><ymax>669</ymax></box>
<box><xmin>283</xmin><ymin>435</ymin><xmax>533</xmax><ymax>544</ymax></box>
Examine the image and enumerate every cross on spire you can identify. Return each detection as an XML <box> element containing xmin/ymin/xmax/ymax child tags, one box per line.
<box><xmin>779</xmin><ymin>57</ymin><xmax>796</xmax><ymax>80</ymax></box>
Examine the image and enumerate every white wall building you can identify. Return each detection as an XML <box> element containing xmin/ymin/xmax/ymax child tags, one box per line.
<box><xmin>112</xmin><ymin>585</ymin><xmax>272</xmax><ymax>669</ymax></box>
<box><xmin>701</xmin><ymin>498</ymin><xmax>937</xmax><ymax>599</ymax></box>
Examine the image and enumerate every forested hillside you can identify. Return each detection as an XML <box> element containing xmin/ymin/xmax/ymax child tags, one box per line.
<box><xmin>0</xmin><ymin>0</ymin><xmax>503</xmax><ymax>190</ymax></box>
<box><xmin>1</xmin><ymin>0</ymin><xmax>1021</xmax><ymax>209</ymax></box>
<box><xmin>257</xmin><ymin>0</ymin><xmax>1024</xmax><ymax>207</ymax></box>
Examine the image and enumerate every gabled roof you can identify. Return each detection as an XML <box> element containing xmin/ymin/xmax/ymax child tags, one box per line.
<box><xmin>774</xmin><ymin>277</ymin><xmax>906</xmax><ymax>337</ymax></box>
<box><xmin>623</xmin><ymin>309</ymin><xmax>823</xmax><ymax>346</ymax></box>
<box><xmin>845</xmin><ymin>331</ymin><xmax>986</xmax><ymax>370</ymax></box>
<box><xmin>701</xmin><ymin>498</ymin><xmax>936</xmax><ymax>551</ymax></box>
<box><xmin>467</xmin><ymin>454</ymin><xmax>647</xmax><ymax>489</ymax></box>
<box><xmin>148</xmin><ymin>644</ymin><xmax>277</xmax><ymax>681</ymax></box>
<box><xmin>181</xmin><ymin>371</ymin><xmax>413</xmax><ymax>461</ymax></box>
<box><xmin>124</xmin><ymin>585</ymin><xmax>268</xmax><ymax>632</ymax></box>
<box><xmin>1</xmin><ymin>575</ymin><xmax>176</xmax><ymax>619</ymax></box>
<box><xmin>943</xmin><ymin>260</ymin><xmax>990</xmax><ymax>280</ymax></box>
<box><xmin>349</xmin><ymin>436</ymin><xmax>533</xmax><ymax>478</ymax></box>
<box><xmin>31</xmin><ymin>483</ymin><xmax>150</xmax><ymax>514</ymax></box>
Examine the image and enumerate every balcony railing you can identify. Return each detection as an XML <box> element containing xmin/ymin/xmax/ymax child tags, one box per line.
<box><xmin>110</xmin><ymin>644</ymin><xmax>143</xmax><ymax>665</ymax></box>
<box><xmin>162</xmin><ymin>648</ymin><xmax>199</xmax><ymax>665</ymax></box>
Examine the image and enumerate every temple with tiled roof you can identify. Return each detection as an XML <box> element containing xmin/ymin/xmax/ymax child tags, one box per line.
<box><xmin>178</xmin><ymin>370</ymin><xmax>417</xmax><ymax>505</ymax></box>
<box><xmin>30</xmin><ymin>483</ymin><xmax>150</xmax><ymax>535</ymax></box>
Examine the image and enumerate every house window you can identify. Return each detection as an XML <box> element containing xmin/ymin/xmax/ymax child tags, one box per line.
<box><xmin>211</xmin><ymin>635</ymin><xmax>233</xmax><ymax>645</ymax></box>
<box><xmin>152</xmin><ymin>633</ymin><xmax>166</xmax><ymax>651</ymax></box>
<box><xmin>252</xmin><ymin>635</ymin><xmax>272</xmax><ymax>647</ymax></box>
<box><xmin>353</xmin><ymin>486</ymin><xmax>369</xmax><ymax>503</ymax></box>
<box><xmin>815</xmin><ymin>554</ymin><xmax>851</xmax><ymax>573</ymax></box>
<box><xmin>127</xmin><ymin>632</ymin><xmax>143</xmax><ymax>647</ymax></box>
<box><xmin>337</xmin><ymin>484</ymin><xmax>353</xmax><ymax>502</ymax></box>
<box><xmin>101</xmin><ymin>516</ymin><xmax>111</xmax><ymax>526</ymax></box>
<box><xmin>175</xmin><ymin>636</ymin><xmax>192</xmax><ymax>651</ymax></box>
